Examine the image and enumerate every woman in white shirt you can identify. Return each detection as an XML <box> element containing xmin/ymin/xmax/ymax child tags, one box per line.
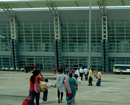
<box><xmin>55</xmin><ymin>68</ymin><xmax>66</xmax><ymax>103</ymax></box>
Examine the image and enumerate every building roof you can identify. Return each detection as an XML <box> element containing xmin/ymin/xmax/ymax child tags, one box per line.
<box><xmin>0</xmin><ymin>0</ymin><xmax>130</xmax><ymax>9</ymax></box>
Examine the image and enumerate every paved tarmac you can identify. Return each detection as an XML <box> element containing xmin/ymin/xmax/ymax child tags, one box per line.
<box><xmin>0</xmin><ymin>71</ymin><xmax>130</xmax><ymax>105</ymax></box>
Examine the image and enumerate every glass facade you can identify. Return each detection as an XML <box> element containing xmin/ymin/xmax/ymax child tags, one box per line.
<box><xmin>62</xmin><ymin>57</ymin><xmax>102</xmax><ymax>70</ymax></box>
<box><xmin>18</xmin><ymin>22</ymin><xmax>54</xmax><ymax>52</ymax></box>
<box><xmin>108</xmin><ymin>21</ymin><xmax>130</xmax><ymax>71</ymax></box>
<box><xmin>0</xmin><ymin>22</ymin><xmax>12</xmax><ymax>69</ymax></box>
<box><xmin>61</xmin><ymin>21</ymin><xmax>102</xmax><ymax>52</ymax></box>
<box><xmin>0</xmin><ymin>22</ymin><xmax>11</xmax><ymax>51</ymax></box>
<box><xmin>0</xmin><ymin>19</ymin><xmax>130</xmax><ymax>71</ymax></box>
<box><xmin>0</xmin><ymin>56</ymin><xmax>12</xmax><ymax>68</ymax></box>
<box><xmin>19</xmin><ymin>56</ymin><xmax>54</xmax><ymax>70</ymax></box>
<box><xmin>108</xmin><ymin>21</ymin><xmax>130</xmax><ymax>53</ymax></box>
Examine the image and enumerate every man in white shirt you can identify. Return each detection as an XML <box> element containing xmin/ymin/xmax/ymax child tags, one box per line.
<box><xmin>75</xmin><ymin>68</ymin><xmax>80</xmax><ymax>77</ymax></box>
<box><xmin>84</xmin><ymin>67</ymin><xmax>89</xmax><ymax>80</ymax></box>
<box><xmin>79</xmin><ymin>67</ymin><xmax>84</xmax><ymax>80</ymax></box>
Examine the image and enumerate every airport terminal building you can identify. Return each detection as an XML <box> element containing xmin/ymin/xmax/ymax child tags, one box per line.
<box><xmin>0</xmin><ymin>1</ymin><xmax>130</xmax><ymax>72</ymax></box>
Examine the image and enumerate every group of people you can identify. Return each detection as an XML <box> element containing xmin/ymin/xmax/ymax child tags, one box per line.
<box><xmin>29</xmin><ymin>67</ymin><xmax>102</xmax><ymax>105</ymax></box>
<box><xmin>55</xmin><ymin>69</ymin><xmax>78</xmax><ymax>105</ymax></box>
<box><xmin>74</xmin><ymin>67</ymin><xmax>92</xmax><ymax>86</ymax></box>
<box><xmin>74</xmin><ymin>67</ymin><xmax>102</xmax><ymax>86</ymax></box>
<box><xmin>29</xmin><ymin>68</ymin><xmax>78</xmax><ymax>105</ymax></box>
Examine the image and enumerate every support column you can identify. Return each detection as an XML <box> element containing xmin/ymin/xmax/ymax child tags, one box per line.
<box><xmin>10</xmin><ymin>18</ymin><xmax>19</xmax><ymax>70</ymax></box>
<box><xmin>54</xmin><ymin>16</ymin><xmax>62</xmax><ymax>71</ymax></box>
<box><xmin>98</xmin><ymin>0</ymin><xmax>109</xmax><ymax>72</ymax></box>
<box><xmin>46</xmin><ymin>1</ymin><xmax>62</xmax><ymax>71</ymax></box>
<box><xmin>101</xmin><ymin>16</ymin><xmax>109</xmax><ymax>72</ymax></box>
<box><xmin>88</xmin><ymin>0</ymin><xmax>92</xmax><ymax>68</ymax></box>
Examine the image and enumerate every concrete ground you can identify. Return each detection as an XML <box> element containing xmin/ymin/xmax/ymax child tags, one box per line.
<box><xmin>0</xmin><ymin>71</ymin><xmax>130</xmax><ymax>105</ymax></box>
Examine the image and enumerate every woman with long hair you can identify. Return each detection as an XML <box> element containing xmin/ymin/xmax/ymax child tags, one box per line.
<box><xmin>65</xmin><ymin>73</ymin><xmax>78</xmax><ymax>105</ymax></box>
<box><xmin>29</xmin><ymin>70</ymin><xmax>44</xmax><ymax>105</ymax></box>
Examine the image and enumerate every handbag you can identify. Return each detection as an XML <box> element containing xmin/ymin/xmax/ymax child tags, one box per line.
<box><xmin>34</xmin><ymin>77</ymin><xmax>44</xmax><ymax>93</ymax></box>
<box><xmin>22</xmin><ymin>95</ymin><xmax>31</xmax><ymax>105</ymax></box>
<box><xmin>78</xmin><ymin>77</ymin><xmax>81</xmax><ymax>83</ymax></box>
<box><xmin>66</xmin><ymin>92</ymin><xmax>73</xmax><ymax>97</ymax></box>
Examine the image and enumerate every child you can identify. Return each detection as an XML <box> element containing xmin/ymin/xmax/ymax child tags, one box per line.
<box><xmin>42</xmin><ymin>79</ymin><xmax>55</xmax><ymax>103</ymax></box>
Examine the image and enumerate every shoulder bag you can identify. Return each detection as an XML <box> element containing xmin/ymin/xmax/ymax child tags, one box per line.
<box><xmin>34</xmin><ymin>77</ymin><xmax>44</xmax><ymax>93</ymax></box>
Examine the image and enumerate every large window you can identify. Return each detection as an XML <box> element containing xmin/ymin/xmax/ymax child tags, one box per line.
<box><xmin>61</xmin><ymin>21</ymin><xmax>102</xmax><ymax>52</ymax></box>
<box><xmin>108</xmin><ymin>21</ymin><xmax>130</xmax><ymax>53</ymax></box>
<box><xmin>0</xmin><ymin>22</ymin><xmax>11</xmax><ymax>51</ymax></box>
<box><xmin>0</xmin><ymin>56</ymin><xmax>12</xmax><ymax>68</ymax></box>
<box><xmin>62</xmin><ymin>57</ymin><xmax>88</xmax><ymax>69</ymax></box>
<box><xmin>18</xmin><ymin>21</ymin><xmax>54</xmax><ymax>52</ymax></box>
<box><xmin>62</xmin><ymin>57</ymin><xmax>102</xmax><ymax>70</ymax></box>
<box><xmin>19</xmin><ymin>57</ymin><xmax>54</xmax><ymax>71</ymax></box>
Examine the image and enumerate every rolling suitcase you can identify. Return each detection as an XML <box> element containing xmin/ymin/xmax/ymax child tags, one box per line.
<box><xmin>96</xmin><ymin>79</ymin><xmax>101</xmax><ymax>86</ymax></box>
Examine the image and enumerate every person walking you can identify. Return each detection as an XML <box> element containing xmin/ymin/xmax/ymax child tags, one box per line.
<box><xmin>42</xmin><ymin>79</ymin><xmax>55</xmax><ymax>103</ymax></box>
<box><xmin>94</xmin><ymin>69</ymin><xmax>98</xmax><ymax>78</ymax></box>
<box><xmin>64</xmin><ymin>68</ymin><xmax>67</xmax><ymax>74</ymax></box>
<box><xmin>55</xmin><ymin>68</ymin><xmax>66</xmax><ymax>103</ymax></box>
<box><xmin>71</xmin><ymin>68</ymin><xmax>75</xmax><ymax>74</ymax></box>
<box><xmin>88</xmin><ymin>68</ymin><xmax>93</xmax><ymax>86</ymax></box>
<box><xmin>79</xmin><ymin>67</ymin><xmax>84</xmax><ymax>80</ymax></box>
<box><xmin>96</xmin><ymin>70</ymin><xmax>102</xmax><ymax>86</ymax></box>
<box><xmin>64</xmin><ymin>73</ymin><xmax>78</xmax><ymax>105</ymax></box>
<box><xmin>53</xmin><ymin>67</ymin><xmax>57</xmax><ymax>74</ymax></box>
<box><xmin>73</xmin><ymin>74</ymin><xmax>79</xmax><ymax>90</ymax></box>
<box><xmin>84</xmin><ymin>67</ymin><xmax>89</xmax><ymax>80</ymax></box>
<box><xmin>66</xmin><ymin>67</ymin><xmax>69</xmax><ymax>75</ymax></box>
<box><xmin>75</xmin><ymin>68</ymin><xmax>80</xmax><ymax>77</ymax></box>
<box><xmin>29</xmin><ymin>70</ymin><xmax>44</xmax><ymax>105</ymax></box>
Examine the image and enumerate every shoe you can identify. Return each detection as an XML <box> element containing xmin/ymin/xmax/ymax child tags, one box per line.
<box><xmin>60</xmin><ymin>100</ymin><xmax>62</xmax><ymax>103</ymax></box>
<box><xmin>44</xmin><ymin>101</ymin><xmax>47</xmax><ymax>104</ymax></box>
<box><xmin>58</xmin><ymin>99</ymin><xmax>60</xmax><ymax>103</ymax></box>
<box><xmin>42</xmin><ymin>101</ymin><xmax>45</xmax><ymax>103</ymax></box>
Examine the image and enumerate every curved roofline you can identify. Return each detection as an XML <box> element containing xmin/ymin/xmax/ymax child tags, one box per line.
<box><xmin>0</xmin><ymin>6</ymin><xmax>130</xmax><ymax>12</ymax></box>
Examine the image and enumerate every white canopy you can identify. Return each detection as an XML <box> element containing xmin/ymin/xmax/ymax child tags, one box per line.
<box><xmin>0</xmin><ymin>0</ymin><xmax>129</xmax><ymax>9</ymax></box>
